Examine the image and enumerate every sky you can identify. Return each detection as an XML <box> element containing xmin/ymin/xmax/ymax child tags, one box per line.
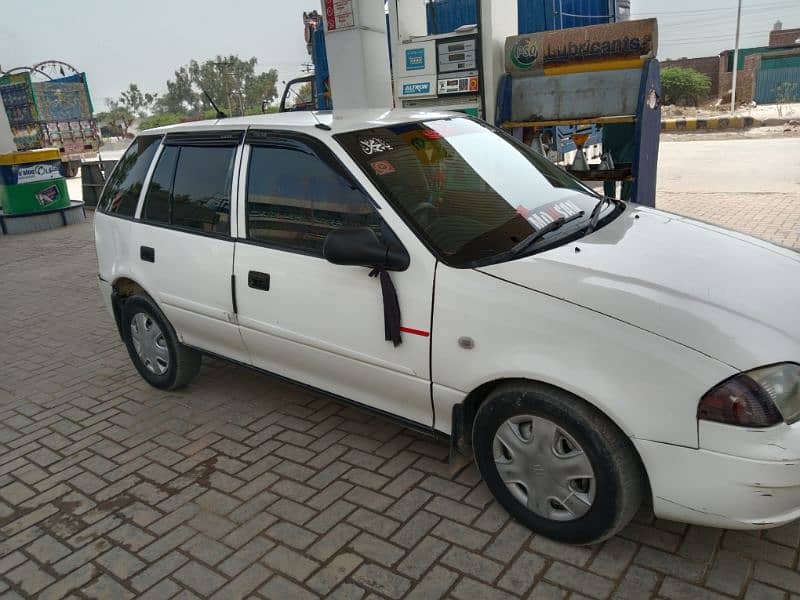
<box><xmin>632</xmin><ymin>0</ymin><xmax>800</xmax><ymax>61</ymax></box>
<box><xmin>0</xmin><ymin>0</ymin><xmax>311</xmax><ymax>108</ymax></box>
<box><xmin>1</xmin><ymin>0</ymin><xmax>799</xmax><ymax>109</ymax></box>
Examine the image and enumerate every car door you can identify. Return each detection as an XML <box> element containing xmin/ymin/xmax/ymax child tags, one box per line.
<box><xmin>233</xmin><ymin>130</ymin><xmax>436</xmax><ymax>427</ymax></box>
<box><xmin>132</xmin><ymin>130</ymin><xmax>250</xmax><ymax>364</ymax></box>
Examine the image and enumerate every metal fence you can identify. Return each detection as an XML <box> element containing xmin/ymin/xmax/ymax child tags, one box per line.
<box><xmin>755</xmin><ymin>66</ymin><xmax>800</xmax><ymax>104</ymax></box>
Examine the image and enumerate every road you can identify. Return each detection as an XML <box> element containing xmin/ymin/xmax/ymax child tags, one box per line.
<box><xmin>656</xmin><ymin>136</ymin><xmax>800</xmax><ymax>250</ymax></box>
<box><xmin>658</xmin><ymin>137</ymin><xmax>800</xmax><ymax>194</ymax></box>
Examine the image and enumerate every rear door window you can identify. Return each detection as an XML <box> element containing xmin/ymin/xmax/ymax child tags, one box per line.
<box><xmin>172</xmin><ymin>146</ymin><xmax>236</xmax><ymax>235</ymax></box>
<box><xmin>139</xmin><ymin>137</ymin><xmax>238</xmax><ymax>236</ymax></box>
<box><xmin>98</xmin><ymin>135</ymin><xmax>161</xmax><ymax>216</ymax></box>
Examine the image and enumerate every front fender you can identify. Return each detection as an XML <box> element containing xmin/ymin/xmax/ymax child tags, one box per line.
<box><xmin>432</xmin><ymin>266</ymin><xmax>735</xmax><ymax>448</ymax></box>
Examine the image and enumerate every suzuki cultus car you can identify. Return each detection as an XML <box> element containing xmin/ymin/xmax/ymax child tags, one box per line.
<box><xmin>95</xmin><ymin>110</ymin><xmax>800</xmax><ymax>544</ymax></box>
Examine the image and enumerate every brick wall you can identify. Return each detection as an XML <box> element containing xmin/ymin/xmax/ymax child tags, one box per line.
<box><xmin>718</xmin><ymin>50</ymin><xmax>758</xmax><ymax>104</ymax></box>
<box><xmin>769</xmin><ymin>27</ymin><xmax>800</xmax><ymax>48</ymax></box>
<box><xmin>718</xmin><ymin>62</ymin><xmax>756</xmax><ymax>104</ymax></box>
<box><xmin>739</xmin><ymin>54</ymin><xmax>760</xmax><ymax>103</ymax></box>
<box><xmin>660</xmin><ymin>56</ymin><xmax>721</xmax><ymax>97</ymax></box>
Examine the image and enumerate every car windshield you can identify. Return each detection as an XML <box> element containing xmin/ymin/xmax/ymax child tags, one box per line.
<box><xmin>336</xmin><ymin>117</ymin><xmax>604</xmax><ymax>267</ymax></box>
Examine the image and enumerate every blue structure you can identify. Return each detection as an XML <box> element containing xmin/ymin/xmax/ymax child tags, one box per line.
<box><xmin>425</xmin><ymin>0</ymin><xmax>618</xmax><ymax>153</ymax></box>
<box><xmin>311</xmin><ymin>0</ymin><xmax>620</xmax><ymax>146</ymax></box>
<box><xmin>425</xmin><ymin>0</ymin><xmax>616</xmax><ymax>34</ymax></box>
<box><xmin>312</xmin><ymin>28</ymin><xmax>332</xmax><ymax>111</ymax></box>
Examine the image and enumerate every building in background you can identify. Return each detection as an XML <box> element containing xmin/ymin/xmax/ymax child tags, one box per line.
<box><xmin>661</xmin><ymin>20</ymin><xmax>800</xmax><ymax>105</ymax></box>
<box><xmin>769</xmin><ymin>20</ymin><xmax>800</xmax><ymax>48</ymax></box>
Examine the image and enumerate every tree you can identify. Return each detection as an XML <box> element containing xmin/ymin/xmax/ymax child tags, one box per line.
<box><xmin>96</xmin><ymin>98</ymin><xmax>136</xmax><ymax>138</ymax></box>
<box><xmin>138</xmin><ymin>112</ymin><xmax>185</xmax><ymax>130</ymax></box>
<box><xmin>661</xmin><ymin>67</ymin><xmax>712</xmax><ymax>106</ymax></box>
<box><xmin>187</xmin><ymin>55</ymin><xmax>278</xmax><ymax>116</ymax></box>
<box><xmin>119</xmin><ymin>83</ymin><xmax>157</xmax><ymax>117</ymax></box>
<box><xmin>154</xmin><ymin>66</ymin><xmax>199</xmax><ymax>114</ymax></box>
<box><xmin>109</xmin><ymin>55</ymin><xmax>280</xmax><ymax>123</ymax></box>
<box><xmin>282</xmin><ymin>81</ymin><xmax>314</xmax><ymax>110</ymax></box>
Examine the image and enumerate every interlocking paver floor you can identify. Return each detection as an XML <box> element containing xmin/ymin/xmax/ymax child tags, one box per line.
<box><xmin>0</xmin><ymin>199</ymin><xmax>798</xmax><ymax>599</ymax></box>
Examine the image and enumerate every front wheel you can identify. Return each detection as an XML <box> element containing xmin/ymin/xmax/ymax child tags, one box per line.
<box><xmin>473</xmin><ymin>382</ymin><xmax>644</xmax><ymax>545</ymax></box>
<box><xmin>121</xmin><ymin>295</ymin><xmax>201</xmax><ymax>390</ymax></box>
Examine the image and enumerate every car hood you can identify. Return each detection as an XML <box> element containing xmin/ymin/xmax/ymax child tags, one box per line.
<box><xmin>478</xmin><ymin>205</ymin><xmax>800</xmax><ymax>370</ymax></box>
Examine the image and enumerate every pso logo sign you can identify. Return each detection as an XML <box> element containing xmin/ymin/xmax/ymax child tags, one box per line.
<box><xmin>510</xmin><ymin>38</ymin><xmax>539</xmax><ymax>69</ymax></box>
<box><xmin>16</xmin><ymin>163</ymin><xmax>61</xmax><ymax>184</ymax></box>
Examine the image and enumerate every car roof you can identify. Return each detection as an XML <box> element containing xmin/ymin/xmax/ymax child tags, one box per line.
<box><xmin>141</xmin><ymin>108</ymin><xmax>464</xmax><ymax>136</ymax></box>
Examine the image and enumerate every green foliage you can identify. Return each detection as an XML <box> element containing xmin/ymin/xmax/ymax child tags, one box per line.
<box><xmin>119</xmin><ymin>83</ymin><xmax>157</xmax><ymax>117</ymax></box>
<box><xmin>138</xmin><ymin>112</ymin><xmax>185</xmax><ymax>130</ymax></box>
<box><xmin>98</xmin><ymin>54</ymin><xmax>280</xmax><ymax>130</ymax></box>
<box><xmin>244</xmin><ymin>104</ymin><xmax>277</xmax><ymax>116</ymax></box>
<box><xmin>151</xmin><ymin>55</ymin><xmax>278</xmax><ymax>117</ymax></box>
<box><xmin>660</xmin><ymin>67</ymin><xmax>712</xmax><ymax>106</ymax></box>
<box><xmin>96</xmin><ymin>99</ymin><xmax>136</xmax><ymax>137</ymax></box>
<box><xmin>154</xmin><ymin>66</ymin><xmax>199</xmax><ymax>114</ymax></box>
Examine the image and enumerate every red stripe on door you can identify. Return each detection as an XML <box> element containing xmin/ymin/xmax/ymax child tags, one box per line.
<box><xmin>400</xmin><ymin>326</ymin><xmax>430</xmax><ymax>337</ymax></box>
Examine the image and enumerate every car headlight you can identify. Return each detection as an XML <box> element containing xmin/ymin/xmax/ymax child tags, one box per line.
<box><xmin>698</xmin><ymin>363</ymin><xmax>800</xmax><ymax>428</ymax></box>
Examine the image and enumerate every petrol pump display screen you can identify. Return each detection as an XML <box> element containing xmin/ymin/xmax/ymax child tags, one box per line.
<box><xmin>437</xmin><ymin>36</ymin><xmax>477</xmax><ymax>73</ymax></box>
<box><xmin>437</xmin><ymin>35</ymin><xmax>479</xmax><ymax>96</ymax></box>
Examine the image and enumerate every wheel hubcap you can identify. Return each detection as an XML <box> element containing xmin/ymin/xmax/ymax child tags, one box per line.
<box><xmin>492</xmin><ymin>415</ymin><xmax>595</xmax><ymax>521</ymax></box>
<box><xmin>130</xmin><ymin>312</ymin><xmax>170</xmax><ymax>375</ymax></box>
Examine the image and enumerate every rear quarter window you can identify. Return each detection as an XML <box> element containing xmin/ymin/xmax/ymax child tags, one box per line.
<box><xmin>98</xmin><ymin>136</ymin><xmax>161</xmax><ymax>216</ymax></box>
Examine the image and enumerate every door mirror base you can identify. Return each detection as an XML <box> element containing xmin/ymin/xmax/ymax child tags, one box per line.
<box><xmin>323</xmin><ymin>227</ymin><xmax>409</xmax><ymax>271</ymax></box>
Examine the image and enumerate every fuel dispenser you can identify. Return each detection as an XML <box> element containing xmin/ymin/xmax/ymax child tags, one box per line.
<box><xmin>388</xmin><ymin>1</ymin><xmax>517</xmax><ymax>124</ymax></box>
<box><xmin>393</xmin><ymin>31</ymin><xmax>482</xmax><ymax>115</ymax></box>
<box><xmin>497</xmin><ymin>18</ymin><xmax>662</xmax><ymax>206</ymax></box>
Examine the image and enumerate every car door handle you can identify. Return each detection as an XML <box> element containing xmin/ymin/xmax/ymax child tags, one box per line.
<box><xmin>248</xmin><ymin>271</ymin><xmax>270</xmax><ymax>291</ymax></box>
<box><xmin>140</xmin><ymin>246</ymin><xmax>155</xmax><ymax>263</ymax></box>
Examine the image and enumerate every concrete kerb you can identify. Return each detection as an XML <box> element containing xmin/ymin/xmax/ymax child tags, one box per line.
<box><xmin>661</xmin><ymin>115</ymin><xmax>764</xmax><ymax>131</ymax></box>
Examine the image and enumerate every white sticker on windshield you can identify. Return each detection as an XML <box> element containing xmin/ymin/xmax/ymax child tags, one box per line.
<box><xmin>360</xmin><ymin>138</ymin><xmax>394</xmax><ymax>155</ymax></box>
<box><xmin>517</xmin><ymin>199</ymin><xmax>583</xmax><ymax>229</ymax></box>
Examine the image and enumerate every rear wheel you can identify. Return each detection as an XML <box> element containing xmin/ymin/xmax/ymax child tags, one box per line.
<box><xmin>121</xmin><ymin>295</ymin><xmax>201</xmax><ymax>390</ymax></box>
<box><xmin>473</xmin><ymin>382</ymin><xmax>644</xmax><ymax>544</ymax></box>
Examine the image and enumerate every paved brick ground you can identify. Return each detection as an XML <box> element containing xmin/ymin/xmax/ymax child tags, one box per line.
<box><xmin>658</xmin><ymin>192</ymin><xmax>800</xmax><ymax>251</ymax></box>
<box><xmin>0</xmin><ymin>199</ymin><xmax>798</xmax><ymax>599</ymax></box>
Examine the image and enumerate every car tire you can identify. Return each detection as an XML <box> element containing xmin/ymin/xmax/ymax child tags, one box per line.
<box><xmin>473</xmin><ymin>382</ymin><xmax>644</xmax><ymax>545</ymax></box>
<box><xmin>121</xmin><ymin>294</ymin><xmax>201</xmax><ymax>390</ymax></box>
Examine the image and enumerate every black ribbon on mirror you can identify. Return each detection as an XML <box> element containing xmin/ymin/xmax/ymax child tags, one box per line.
<box><xmin>369</xmin><ymin>267</ymin><xmax>402</xmax><ymax>346</ymax></box>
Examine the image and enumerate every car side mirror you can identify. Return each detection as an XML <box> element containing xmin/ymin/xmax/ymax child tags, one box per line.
<box><xmin>323</xmin><ymin>227</ymin><xmax>409</xmax><ymax>271</ymax></box>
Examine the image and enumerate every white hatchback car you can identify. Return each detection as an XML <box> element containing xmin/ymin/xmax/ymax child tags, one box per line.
<box><xmin>95</xmin><ymin>109</ymin><xmax>800</xmax><ymax>544</ymax></box>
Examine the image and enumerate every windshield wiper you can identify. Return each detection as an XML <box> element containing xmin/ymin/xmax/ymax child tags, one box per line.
<box><xmin>509</xmin><ymin>211</ymin><xmax>585</xmax><ymax>258</ymax></box>
<box><xmin>585</xmin><ymin>196</ymin><xmax>621</xmax><ymax>235</ymax></box>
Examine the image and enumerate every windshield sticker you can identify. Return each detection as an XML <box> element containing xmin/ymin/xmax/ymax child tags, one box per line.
<box><xmin>360</xmin><ymin>138</ymin><xmax>394</xmax><ymax>155</ymax></box>
<box><xmin>370</xmin><ymin>160</ymin><xmax>396</xmax><ymax>176</ymax></box>
<box><xmin>516</xmin><ymin>199</ymin><xmax>583</xmax><ymax>229</ymax></box>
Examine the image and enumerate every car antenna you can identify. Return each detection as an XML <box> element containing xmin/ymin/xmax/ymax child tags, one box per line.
<box><xmin>282</xmin><ymin>80</ymin><xmax>331</xmax><ymax>131</ymax></box>
<box><xmin>201</xmin><ymin>88</ymin><xmax>227</xmax><ymax>119</ymax></box>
